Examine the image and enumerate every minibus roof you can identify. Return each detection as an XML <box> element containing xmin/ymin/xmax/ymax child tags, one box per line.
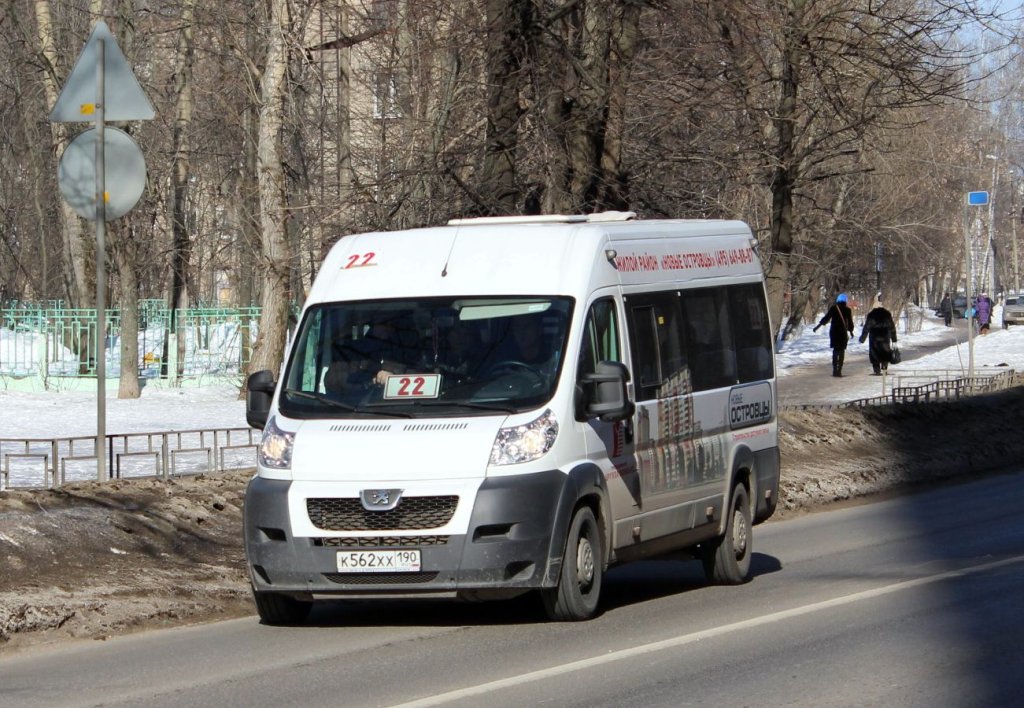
<box><xmin>305</xmin><ymin>214</ymin><xmax>759</xmax><ymax>306</ymax></box>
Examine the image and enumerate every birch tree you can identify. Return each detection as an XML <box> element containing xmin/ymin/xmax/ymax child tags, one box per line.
<box><xmin>33</xmin><ymin>0</ymin><xmax>93</xmax><ymax>310</ymax></box>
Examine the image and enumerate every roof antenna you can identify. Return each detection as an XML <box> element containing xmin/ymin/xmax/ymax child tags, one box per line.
<box><xmin>441</xmin><ymin>224</ymin><xmax>461</xmax><ymax>277</ymax></box>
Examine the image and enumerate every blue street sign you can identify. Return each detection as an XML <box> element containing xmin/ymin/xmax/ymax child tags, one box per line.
<box><xmin>967</xmin><ymin>191</ymin><xmax>990</xmax><ymax>206</ymax></box>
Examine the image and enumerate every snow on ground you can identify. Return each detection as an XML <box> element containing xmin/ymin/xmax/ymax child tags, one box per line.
<box><xmin>1</xmin><ymin>306</ymin><xmax>1021</xmax><ymax>439</ymax></box>
<box><xmin>0</xmin><ymin>383</ymin><xmax>249</xmax><ymax>487</ymax></box>
<box><xmin>0</xmin><ymin>383</ymin><xmax>247</xmax><ymax>439</ymax></box>
<box><xmin>1</xmin><ymin>304</ymin><xmax>1022</xmax><ymax>486</ymax></box>
<box><xmin>777</xmin><ymin>304</ymin><xmax>1023</xmax><ymax>400</ymax></box>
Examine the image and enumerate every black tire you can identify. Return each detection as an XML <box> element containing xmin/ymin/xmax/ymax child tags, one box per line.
<box><xmin>542</xmin><ymin>506</ymin><xmax>602</xmax><ymax>621</ymax></box>
<box><xmin>253</xmin><ymin>588</ymin><xmax>313</xmax><ymax>626</ymax></box>
<box><xmin>701</xmin><ymin>483</ymin><xmax>752</xmax><ymax>585</ymax></box>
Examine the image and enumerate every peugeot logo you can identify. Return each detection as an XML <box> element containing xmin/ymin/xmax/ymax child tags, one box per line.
<box><xmin>360</xmin><ymin>488</ymin><xmax>403</xmax><ymax>511</ymax></box>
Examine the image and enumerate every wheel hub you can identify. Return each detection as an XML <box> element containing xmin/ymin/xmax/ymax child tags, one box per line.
<box><xmin>732</xmin><ymin>509</ymin><xmax>748</xmax><ymax>560</ymax></box>
<box><xmin>577</xmin><ymin>536</ymin><xmax>595</xmax><ymax>589</ymax></box>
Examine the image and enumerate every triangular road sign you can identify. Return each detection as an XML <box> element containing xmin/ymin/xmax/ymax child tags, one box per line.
<box><xmin>49</xmin><ymin>20</ymin><xmax>155</xmax><ymax>122</ymax></box>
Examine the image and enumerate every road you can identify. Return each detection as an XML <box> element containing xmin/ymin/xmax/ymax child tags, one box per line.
<box><xmin>2</xmin><ymin>470</ymin><xmax>1022</xmax><ymax>707</ymax></box>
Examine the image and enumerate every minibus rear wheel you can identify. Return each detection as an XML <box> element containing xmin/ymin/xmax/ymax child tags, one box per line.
<box><xmin>700</xmin><ymin>483</ymin><xmax>752</xmax><ymax>585</ymax></box>
<box><xmin>542</xmin><ymin>506</ymin><xmax>602</xmax><ymax>621</ymax></box>
<box><xmin>253</xmin><ymin>589</ymin><xmax>313</xmax><ymax>626</ymax></box>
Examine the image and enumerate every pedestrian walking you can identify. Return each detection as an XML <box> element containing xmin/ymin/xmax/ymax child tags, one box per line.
<box><xmin>975</xmin><ymin>293</ymin><xmax>993</xmax><ymax>334</ymax></box>
<box><xmin>859</xmin><ymin>294</ymin><xmax>898</xmax><ymax>375</ymax></box>
<box><xmin>938</xmin><ymin>293</ymin><xmax>952</xmax><ymax>327</ymax></box>
<box><xmin>813</xmin><ymin>293</ymin><xmax>855</xmax><ymax>377</ymax></box>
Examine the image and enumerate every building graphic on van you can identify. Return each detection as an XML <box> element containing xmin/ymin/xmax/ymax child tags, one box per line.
<box><xmin>633</xmin><ymin>367</ymin><xmax>725</xmax><ymax>495</ymax></box>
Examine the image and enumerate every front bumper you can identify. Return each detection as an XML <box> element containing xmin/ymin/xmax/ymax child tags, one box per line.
<box><xmin>244</xmin><ymin>471</ymin><xmax>568</xmax><ymax>598</ymax></box>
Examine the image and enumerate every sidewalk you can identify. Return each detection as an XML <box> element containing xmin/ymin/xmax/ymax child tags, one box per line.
<box><xmin>777</xmin><ymin>320</ymin><xmax>967</xmax><ymax>407</ymax></box>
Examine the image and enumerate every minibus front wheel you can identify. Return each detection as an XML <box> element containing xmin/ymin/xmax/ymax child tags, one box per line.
<box><xmin>542</xmin><ymin>506</ymin><xmax>603</xmax><ymax>621</ymax></box>
<box><xmin>253</xmin><ymin>588</ymin><xmax>313</xmax><ymax>626</ymax></box>
<box><xmin>701</xmin><ymin>483</ymin><xmax>752</xmax><ymax>585</ymax></box>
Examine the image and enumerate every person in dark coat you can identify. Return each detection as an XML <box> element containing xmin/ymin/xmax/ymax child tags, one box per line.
<box><xmin>813</xmin><ymin>293</ymin><xmax>855</xmax><ymax>377</ymax></box>
<box><xmin>859</xmin><ymin>294</ymin><xmax>898</xmax><ymax>375</ymax></box>
<box><xmin>938</xmin><ymin>293</ymin><xmax>952</xmax><ymax>327</ymax></box>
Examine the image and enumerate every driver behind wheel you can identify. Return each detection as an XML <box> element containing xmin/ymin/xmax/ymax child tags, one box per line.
<box><xmin>484</xmin><ymin>313</ymin><xmax>559</xmax><ymax>380</ymax></box>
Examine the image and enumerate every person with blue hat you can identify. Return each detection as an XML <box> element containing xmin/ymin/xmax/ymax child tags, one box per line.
<box><xmin>813</xmin><ymin>292</ymin><xmax>855</xmax><ymax>377</ymax></box>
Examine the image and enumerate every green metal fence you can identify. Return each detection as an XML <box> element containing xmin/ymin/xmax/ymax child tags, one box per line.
<box><xmin>0</xmin><ymin>301</ymin><xmax>262</xmax><ymax>385</ymax></box>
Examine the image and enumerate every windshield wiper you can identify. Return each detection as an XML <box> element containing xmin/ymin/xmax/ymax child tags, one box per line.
<box><xmin>283</xmin><ymin>389</ymin><xmax>413</xmax><ymax>418</ymax></box>
<box><xmin>284</xmin><ymin>391</ymin><xmax>356</xmax><ymax>411</ymax></box>
<box><xmin>283</xmin><ymin>389</ymin><xmax>357</xmax><ymax>411</ymax></box>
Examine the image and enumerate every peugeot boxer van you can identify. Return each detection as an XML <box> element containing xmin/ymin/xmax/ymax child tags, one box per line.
<box><xmin>244</xmin><ymin>212</ymin><xmax>779</xmax><ymax>624</ymax></box>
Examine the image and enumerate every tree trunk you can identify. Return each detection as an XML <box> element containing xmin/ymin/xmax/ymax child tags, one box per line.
<box><xmin>34</xmin><ymin>0</ymin><xmax>94</xmax><ymax>372</ymax></box>
<box><xmin>168</xmin><ymin>0</ymin><xmax>195</xmax><ymax>380</ymax></box>
<box><xmin>111</xmin><ymin>220</ymin><xmax>141</xmax><ymax>398</ymax></box>
<box><xmin>480</xmin><ymin>0</ymin><xmax>531</xmax><ymax>215</ymax></box>
<box><xmin>766</xmin><ymin>0</ymin><xmax>806</xmax><ymax>339</ymax></box>
<box><xmin>248</xmin><ymin>0</ymin><xmax>293</xmax><ymax>380</ymax></box>
<box><xmin>595</xmin><ymin>2</ymin><xmax>640</xmax><ymax>211</ymax></box>
<box><xmin>540</xmin><ymin>1</ymin><xmax>641</xmax><ymax>213</ymax></box>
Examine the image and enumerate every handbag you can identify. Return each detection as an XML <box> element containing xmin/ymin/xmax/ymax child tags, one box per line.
<box><xmin>891</xmin><ymin>344</ymin><xmax>902</xmax><ymax>364</ymax></box>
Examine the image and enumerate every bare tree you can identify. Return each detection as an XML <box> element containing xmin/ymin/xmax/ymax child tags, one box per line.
<box><xmin>534</xmin><ymin>0</ymin><xmax>643</xmax><ymax>213</ymax></box>
<box><xmin>33</xmin><ymin>0</ymin><xmax>94</xmax><ymax>309</ymax></box>
<box><xmin>247</xmin><ymin>0</ymin><xmax>294</xmax><ymax>378</ymax></box>
<box><xmin>168</xmin><ymin>0</ymin><xmax>196</xmax><ymax>380</ymax></box>
<box><xmin>478</xmin><ymin>0</ymin><xmax>532</xmax><ymax>214</ymax></box>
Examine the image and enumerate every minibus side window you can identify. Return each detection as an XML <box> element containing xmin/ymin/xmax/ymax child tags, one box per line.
<box><xmin>578</xmin><ymin>298</ymin><xmax>621</xmax><ymax>375</ymax></box>
<box><xmin>285</xmin><ymin>309</ymin><xmax>325</xmax><ymax>393</ymax></box>
<box><xmin>627</xmin><ymin>305</ymin><xmax>660</xmax><ymax>400</ymax></box>
<box><xmin>729</xmin><ymin>284</ymin><xmax>774</xmax><ymax>382</ymax></box>
<box><xmin>625</xmin><ymin>292</ymin><xmax>687</xmax><ymax>401</ymax></box>
<box><xmin>681</xmin><ymin>287</ymin><xmax>737</xmax><ymax>391</ymax></box>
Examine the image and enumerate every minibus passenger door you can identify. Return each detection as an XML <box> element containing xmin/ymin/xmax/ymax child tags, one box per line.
<box><xmin>576</xmin><ymin>299</ymin><xmax>639</xmax><ymax>510</ymax></box>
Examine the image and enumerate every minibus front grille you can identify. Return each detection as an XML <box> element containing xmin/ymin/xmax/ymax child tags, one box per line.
<box><xmin>307</xmin><ymin>496</ymin><xmax>458</xmax><ymax>531</ymax></box>
<box><xmin>323</xmin><ymin>572</ymin><xmax>440</xmax><ymax>585</ymax></box>
<box><xmin>313</xmin><ymin>535</ymin><xmax>450</xmax><ymax>547</ymax></box>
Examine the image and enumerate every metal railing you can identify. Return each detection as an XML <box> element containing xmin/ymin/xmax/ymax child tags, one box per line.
<box><xmin>836</xmin><ymin>368</ymin><xmax>1018</xmax><ymax>409</ymax></box>
<box><xmin>0</xmin><ymin>301</ymin><xmax>262</xmax><ymax>385</ymax></box>
<box><xmin>780</xmin><ymin>367</ymin><xmax>1020</xmax><ymax>411</ymax></box>
<box><xmin>0</xmin><ymin>426</ymin><xmax>259</xmax><ymax>490</ymax></box>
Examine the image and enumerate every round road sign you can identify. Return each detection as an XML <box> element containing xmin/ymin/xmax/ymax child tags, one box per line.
<box><xmin>58</xmin><ymin>127</ymin><xmax>146</xmax><ymax>221</ymax></box>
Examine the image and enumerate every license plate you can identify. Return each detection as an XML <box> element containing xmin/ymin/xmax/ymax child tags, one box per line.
<box><xmin>336</xmin><ymin>549</ymin><xmax>421</xmax><ymax>573</ymax></box>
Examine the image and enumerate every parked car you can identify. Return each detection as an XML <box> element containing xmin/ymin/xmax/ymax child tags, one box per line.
<box><xmin>1003</xmin><ymin>295</ymin><xmax>1024</xmax><ymax>328</ymax></box>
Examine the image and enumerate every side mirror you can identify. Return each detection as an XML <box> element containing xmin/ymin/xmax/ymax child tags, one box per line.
<box><xmin>578</xmin><ymin>360</ymin><xmax>635</xmax><ymax>422</ymax></box>
<box><xmin>246</xmin><ymin>370</ymin><xmax>276</xmax><ymax>430</ymax></box>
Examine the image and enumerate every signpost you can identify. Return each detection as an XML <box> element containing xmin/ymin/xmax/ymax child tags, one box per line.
<box><xmin>49</xmin><ymin>21</ymin><xmax>154</xmax><ymax>482</ymax></box>
<box><xmin>965</xmin><ymin>191</ymin><xmax>990</xmax><ymax>378</ymax></box>
<box><xmin>875</xmin><ymin>243</ymin><xmax>884</xmax><ymax>294</ymax></box>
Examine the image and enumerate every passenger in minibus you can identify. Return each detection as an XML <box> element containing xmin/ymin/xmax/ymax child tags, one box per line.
<box><xmin>325</xmin><ymin>315</ymin><xmax>407</xmax><ymax>391</ymax></box>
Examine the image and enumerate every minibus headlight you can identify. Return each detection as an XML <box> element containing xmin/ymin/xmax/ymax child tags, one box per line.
<box><xmin>258</xmin><ymin>416</ymin><xmax>294</xmax><ymax>470</ymax></box>
<box><xmin>489</xmin><ymin>409</ymin><xmax>558</xmax><ymax>466</ymax></box>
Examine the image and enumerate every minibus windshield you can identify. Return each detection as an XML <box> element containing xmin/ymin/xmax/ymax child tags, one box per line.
<box><xmin>279</xmin><ymin>296</ymin><xmax>573</xmax><ymax>418</ymax></box>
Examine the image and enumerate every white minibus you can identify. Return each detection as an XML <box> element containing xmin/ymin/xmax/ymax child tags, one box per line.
<box><xmin>244</xmin><ymin>212</ymin><xmax>779</xmax><ymax>623</ymax></box>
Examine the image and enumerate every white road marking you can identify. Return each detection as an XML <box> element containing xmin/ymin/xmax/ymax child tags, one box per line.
<box><xmin>391</xmin><ymin>555</ymin><xmax>1024</xmax><ymax>707</ymax></box>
